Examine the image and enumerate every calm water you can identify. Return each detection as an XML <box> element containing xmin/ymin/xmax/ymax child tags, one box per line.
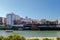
<box><xmin>0</xmin><ymin>30</ymin><xmax>60</xmax><ymax>37</ymax></box>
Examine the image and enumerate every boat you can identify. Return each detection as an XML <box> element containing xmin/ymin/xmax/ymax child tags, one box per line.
<box><xmin>5</xmin><ymin>30</ymin><xmax>13</xmax><ymax>32</ymax></box>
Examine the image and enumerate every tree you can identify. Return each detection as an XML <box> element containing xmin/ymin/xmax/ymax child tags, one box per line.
<box><xmin>0</xmin><ymin>22</ymin><xmax>3</xmax><ymax>25</ymax></box>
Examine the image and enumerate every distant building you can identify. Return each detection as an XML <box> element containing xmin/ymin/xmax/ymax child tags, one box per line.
<box><xmin>0</xmin><ymin>17</ymin><xmax>6</xmax><ymax>25</ymax></box>
<box><xmin>15</xmin><ymin>15</ymin><xmax>20</xmax><ymax>20</ymax></box>
<box><xmin>32</xmin><ymin>19</ymin><xmax>38</xmax><ymax>24</ymax></box>
<box><xmin>37</xmin><ymin>21</ymin><xmax>41</xmax><ymax>24</ymax></box>
<box><xmin>40</xmin><ymin>19</ymin><xmax>58</xmax><ymax>24</ymax></box>
<box><xmin>6</xmin><ymin>12</ymin><xmax>20</xmax><ymax>26</ymax></box>
<box><xmin>47</xmin><ymin>20</ymin><xmax>58</xmax><ymax>24</ymax></box>
<box><xmin>21</xmin><ymin>17</ymin><xmax>32</xmax><ymax>24</ymax></box>
<box><xmin>4</xmin><ymin>18</ymin><xmax>6</xmax><ymax>24</ymax></box>
<box><xmin>0</xmin><ymin>17</ymin><xmax>2</xmax><ymax>23</ymax></box>
<box><xmin>58</xmin><ymin>20</ymin><xmax>60</xmax><ymax>24</ymax></box>
<box><xmin>40</xmin><ymin>19</ymin><xmax>47</xmax><ymax>24</ymax></box>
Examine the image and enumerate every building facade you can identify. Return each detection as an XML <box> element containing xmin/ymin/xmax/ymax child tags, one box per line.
<box><xmin>0</xmin><ymin>17</ymin><xmax>2</xmax><ymax>23</ymax></box>
<box><xmin>40</xmin><ymin>19</ymin><xmax>47</xmax><ymax>24</ymax></box>
<box><xmin>6</xmin><ymin>13</ymin><xmax>19</xmax><ymax>26</ymax></box>
<box><xmin>0</xmin><ymin>17</ymin><xmax>6</xmax><ymax>25</ymax></box>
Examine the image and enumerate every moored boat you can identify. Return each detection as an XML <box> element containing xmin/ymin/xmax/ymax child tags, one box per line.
<box><xmin>5</xmin><ymin>30</ymin><xmax>13</xmax><ymax>32</ymax></box>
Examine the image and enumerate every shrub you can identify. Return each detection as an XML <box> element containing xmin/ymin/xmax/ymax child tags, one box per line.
<box><xmin>56</xmin><ymin>37</ymin><xmax>60</xmax><ymax>40</ymax></box>
<box><xmin>43</xmin><ymin>38</ymin><xmax>52</xmax><ymax>40</ymax></box>
<box><xmin>0</xmin><ymin>35</ymin><xmax>25</xmax><ymax>40</ymax></box>
<box><xmin>0</xmin><ymin>36</ymin><xmax>3</xmax><ymax>40</ymax></box>
<box><xmin>7</xmin><ymin>35</ymin><xmax>25</xmax><ymax>40</ymax></box>
<box><xmin>29</xmin><ymin>38</ymin><xmax>39</xmax><ymax>40</ymax></box>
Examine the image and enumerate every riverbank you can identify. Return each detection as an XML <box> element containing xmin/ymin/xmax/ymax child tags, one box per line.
<box><xmin>0</xmin><ymin>35</ymin><xmax>59</xmax><ymax>40</ymax></box>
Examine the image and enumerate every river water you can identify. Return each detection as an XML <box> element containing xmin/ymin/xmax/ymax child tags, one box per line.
<box><xmin>0</xmin><ymin>30</ymin><xmax>60</xmax><ymax>37</ymax></box>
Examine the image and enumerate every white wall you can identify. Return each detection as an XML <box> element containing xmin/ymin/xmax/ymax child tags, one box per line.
<box><xmin>6</xmin><ymin>13</ymin><xmax>16</xmax><ymax>26</ymax></box>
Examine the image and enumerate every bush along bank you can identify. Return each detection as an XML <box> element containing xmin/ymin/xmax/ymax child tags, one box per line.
<box><xmin>0</xmin><ymin>35</ymin><xmax>25</xmax><ymax>40</ymax></box>
<box><xmin>0</xmin><ymin>35</ymin><xmax>60</xmax><ymax>40</ymax></box>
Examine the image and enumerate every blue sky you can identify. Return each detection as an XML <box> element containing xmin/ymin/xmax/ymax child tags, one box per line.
<box><xmin>0</xmin><ymin>0</ymin><xmax>60</xmax><ymax>20</ymax></box>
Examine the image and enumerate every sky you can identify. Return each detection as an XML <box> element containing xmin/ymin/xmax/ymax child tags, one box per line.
<box><xmin>0</xmin><ymin>0</ymin><xmax>60</xmax><ymax>20</ymax></box>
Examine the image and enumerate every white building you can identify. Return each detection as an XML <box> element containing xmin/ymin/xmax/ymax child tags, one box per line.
<box><xmin>6</xmin><ymin>12</ymin><xmax>20</xmax><ymax>26</ymax></box>
<box><xmin>40</xmin><ymin>19</ymin><xmax>47</xmax><ymax>24</ymax></box>
<box><xmin>58</xmin><ymin>20</ymin><xmax>60</xmax><ymax>24</ymax></box>
<box><xmin>21</xmin><ymin>17</ymin><xmax>32</xmax><ymax>24</ymax></box>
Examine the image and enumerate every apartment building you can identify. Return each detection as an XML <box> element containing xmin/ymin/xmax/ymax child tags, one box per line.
<box><xmin>6</xmin><ymin>12</ymin><xmax>20</xmax><ymax>26</ymax></box>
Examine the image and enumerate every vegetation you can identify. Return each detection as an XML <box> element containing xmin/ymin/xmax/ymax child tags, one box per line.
<box><xmin>56</xmin><ymin>37</ymin><xmax>60</xmax><ymax>40</ymax></box>
<box><xmin>0</xmin><ymin>35</ymin><xmax>59</xmax><ymax>40</ymax></box>
<box><xmin>0</xmin><ymin>22</ymin><xmax>3</xmax><ymax>25</ymax></box>
<box><xmin>28</xmin><ymin>38</ymin><xmax>39</xmax><ymax>40</ymax></box>
<box><xmin>43</xmin><ymin>38</ymin><xmax>52</xmax><ymax>40</ymax></box>
<box><xmin>0</xmin><ymin>35</ymin><xmax>25</xmax><ymax>40</ymax></box>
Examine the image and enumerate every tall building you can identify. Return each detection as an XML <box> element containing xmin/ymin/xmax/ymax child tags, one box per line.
<box><xmin>6</xmin><ymin>12</ymin><xmax>20</xmax><ymax>26</ymax></box>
